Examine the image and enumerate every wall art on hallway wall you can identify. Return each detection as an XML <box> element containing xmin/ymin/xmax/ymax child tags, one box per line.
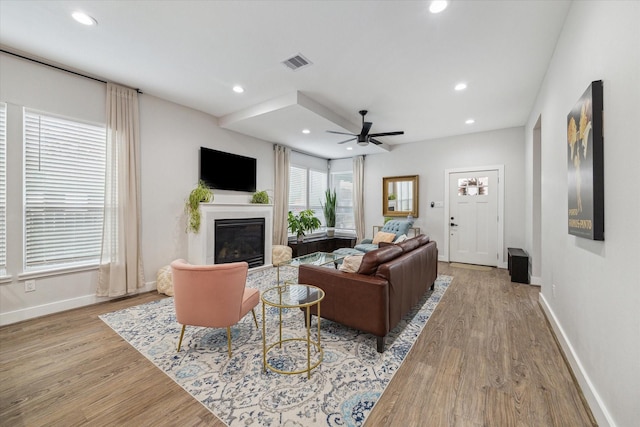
<box><xmin>567</xmin><ymin>80</ymin><xmax>604</xmax><ymax>240</ymax></box>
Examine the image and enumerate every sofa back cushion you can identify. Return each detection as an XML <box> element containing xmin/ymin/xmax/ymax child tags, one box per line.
<box><xmin>415</xmin><ymin>234</ymin><xmax>430</xmax><ymax>246</ymax></box>
<box><xmin>397</xmin><ymin>237</ymin><xmax>420</xmax><ymax>253</ymax></box>
<box><xmin>357</xmin><ymin>244</ymin><xmax>403</xmax><ymax>275</ymax></box>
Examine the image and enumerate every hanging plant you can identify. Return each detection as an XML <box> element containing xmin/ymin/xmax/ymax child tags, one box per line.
<box><xmin>186</xmin><ymin>180</ymin><xmax>213</xmax><ymax>233</ymax></box>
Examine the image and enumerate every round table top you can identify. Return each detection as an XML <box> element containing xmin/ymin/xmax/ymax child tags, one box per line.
<box><xmin>262</xmin><ymin>283</ymin><xmax>325</xmax><ymax>308</ymax></box>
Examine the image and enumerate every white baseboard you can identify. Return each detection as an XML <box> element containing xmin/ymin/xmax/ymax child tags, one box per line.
<box><xmin>538</xmin><ymin>293</ymin><xmax>615</xmax><ymax>427</ymax></box>
<box><xmin>0</xmin><ymin>281</ymin><xmax>157</xmax><ymax>326</ymax></box>
<box><xmin>530</xmin><ymin>275</ymin><xmax>542</xmax><ymax>286</ymax></box>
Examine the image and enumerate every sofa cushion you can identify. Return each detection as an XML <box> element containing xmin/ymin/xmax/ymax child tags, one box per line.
<box><xmin>354</xmin><ymin>243</ymin><xmax>379</xmax><ymax>253</ymax></box>
<box><xmin>338</xmin><ymin>255</ymin><xmax>364</xmax><ymax>273</ymax></box>
<box><xmin>357</xmin><ymin>244</ymin><xmax>403</xmax><ymax>275</ymax></box>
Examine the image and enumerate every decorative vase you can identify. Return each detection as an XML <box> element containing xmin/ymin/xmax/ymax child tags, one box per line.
<box><xmin>326</xmin><ymin>228</ymin><xmax>335</xmax><ymax>237</ymax></box>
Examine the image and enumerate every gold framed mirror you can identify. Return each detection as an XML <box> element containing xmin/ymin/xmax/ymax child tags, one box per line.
<box><xmin>383</xmin><ymin>175</ymin><xmax>419</xmax><ymax>218</ymax></box>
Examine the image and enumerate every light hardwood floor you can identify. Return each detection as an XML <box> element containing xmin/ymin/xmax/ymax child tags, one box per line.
<box><xmin>0</xmin><ymin>262</ymin><xmax>596</xmax><ymax>426</ymax></box>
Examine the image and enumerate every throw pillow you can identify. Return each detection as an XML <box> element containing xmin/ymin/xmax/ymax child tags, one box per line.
<box><xmin>372</xmin><ymin>231</ymin><xmax>396</xmax><ymax>245</ymax></box>
<box><xmin>338</xmin><ymin>255</ymin><xmax>364</xmax><ymax>273</ymax></box>
<box><xmin>393</xmin><ymin>233</ymin><xmax>408</xmax><ymax>243</ymax></box>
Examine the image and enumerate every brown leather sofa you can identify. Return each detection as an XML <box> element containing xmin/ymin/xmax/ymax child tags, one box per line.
<box><xmin>298</xmin><ymin>234</ymin><xmax>438</xmax><ymax>352</ymax></box>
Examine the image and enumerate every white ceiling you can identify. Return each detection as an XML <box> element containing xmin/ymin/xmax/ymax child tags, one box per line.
<box><xmin>0</xmin><ymin>0</ymin><xmax>571</xmax><ymax>159</ymax></box>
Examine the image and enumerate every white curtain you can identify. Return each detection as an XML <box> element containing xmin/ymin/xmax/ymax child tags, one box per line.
<box><xmin>353</xmin><ymin>155</ymin><xmax>365</xmax><ymax>242</ymax></box>
<box><xmin>273</xmin><ymin>144</ymin><xmax>290</xmax><ymax>245</ymax></box>
<box><xmin>97</xmin><ymin>83</ymin><xmax>144</xmax><ymax>297</ymax></box>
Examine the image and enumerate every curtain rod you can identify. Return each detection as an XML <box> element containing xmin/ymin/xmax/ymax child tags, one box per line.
<box><xmin>1</xmin><ymin>49</ymin><xmax>143</xmax><ymax>94</ymax></box>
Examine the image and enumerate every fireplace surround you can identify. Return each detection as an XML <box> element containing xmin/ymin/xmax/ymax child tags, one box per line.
<box><xmin>188</xmin><ymin>203</ymin><xmax>273</xmax><ymax>268</ymax></box>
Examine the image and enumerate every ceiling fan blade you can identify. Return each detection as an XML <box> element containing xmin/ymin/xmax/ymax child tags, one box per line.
<box><xmin>369</xmin><ymin>131</ymin><xmax>404</xmax><ymax>137</ymax></box>
<box><xmin>337</xmin><ymin>137</ymin><xmax>357</xmax><ymax>144</ymax></box>
<box><xmin>369</xmin><ymin>137</ymin><xmax>383</xmax><ymax>145</ymax></box>
<box><xmin>327</xmin><ymin>130</ymin><xmax>357</xmax><ymax>136</ymax></box>
<box><xmin>360</xmin><ymin>122</ymin><xmax>372</xmax><ymax>137</ymax></box>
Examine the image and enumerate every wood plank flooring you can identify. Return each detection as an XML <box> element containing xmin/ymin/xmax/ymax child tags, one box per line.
<box><xmin>0</xmin><ymin>262</ymin><xmax>596</xmax><ymax>426</ymax></box>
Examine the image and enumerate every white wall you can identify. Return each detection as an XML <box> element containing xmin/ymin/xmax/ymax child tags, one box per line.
<box><xmin>524</xmin><ymin>2</ymin><xmax>640</xmax><ymax>426</ymax></box>
<box><xmin>138</xmin><ymin>94</ymin><xmax>274</xmax><ymax>284</ymax></box>
<box><xmin>0</xmin><ymin>54</ymin><xmax>275</xmax><ymax>325</ymax></box>
<box><xmin>363</xmin><ymin>126</ymin><xmax>526</xmax><ymax>262</ymax></box>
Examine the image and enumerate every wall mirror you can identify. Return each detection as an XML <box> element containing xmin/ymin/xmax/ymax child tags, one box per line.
<box><xmin>382</xmin><ymin>175</ymin><xmax>419</xmax><ymax>218</ymax></box>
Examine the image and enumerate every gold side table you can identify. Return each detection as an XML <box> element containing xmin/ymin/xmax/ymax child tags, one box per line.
<box><xmin>261</xmin><ymin>283</ymin><xmax>324</xmax><ymax>379</ymax></box>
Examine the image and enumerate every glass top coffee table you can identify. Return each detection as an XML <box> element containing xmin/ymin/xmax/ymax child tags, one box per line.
<box><xmin>261</xmin><ymin>283</ymin><xmax>325</xmax><ymax>378</ymax></box>
<box><xmin>276</xmin><ymin>251</ymin><xmax>344</xmax><ymax>284</ymax></box>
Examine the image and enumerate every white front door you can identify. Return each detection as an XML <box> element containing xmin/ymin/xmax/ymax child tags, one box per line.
<box><xmin>448</xmin><ymin>170</ymin><xmax>499</xmax><ymax>266</ymax></box>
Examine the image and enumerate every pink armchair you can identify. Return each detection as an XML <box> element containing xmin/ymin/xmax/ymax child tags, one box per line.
<box><xmin>170</xmin><ymin>259</ymin><xmax>260</xmax><ymax>357</ymax></box>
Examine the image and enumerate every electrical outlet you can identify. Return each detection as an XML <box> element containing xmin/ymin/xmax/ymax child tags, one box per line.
<box><xmin>25</xmin><ymin>280</ymin><xmax>36</xmax><ymax>293</ymax></box>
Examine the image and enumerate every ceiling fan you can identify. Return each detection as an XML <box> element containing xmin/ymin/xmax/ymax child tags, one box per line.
<box><xmin>327</xmin><ymin>110</ymin><xmax>404</xmax><ymax>146</ymax></box>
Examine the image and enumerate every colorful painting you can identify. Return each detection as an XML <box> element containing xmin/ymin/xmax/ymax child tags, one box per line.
<box><xmin>567</xmin><ymin>80</ymin><xmax>604</xmax><ymax>240</ymax></box>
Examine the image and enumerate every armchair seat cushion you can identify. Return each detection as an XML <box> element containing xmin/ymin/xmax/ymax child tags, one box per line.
<box><xmin>242</xmin><ymin>288</ymin><xmax>260</xmax><ymax>314</ymax></box>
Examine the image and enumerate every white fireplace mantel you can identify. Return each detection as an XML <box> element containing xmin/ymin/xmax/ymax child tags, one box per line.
<box><xmin>188</xmin><ymin>203</ymin><xmax>273</xmax><ymax>267</ymax></box>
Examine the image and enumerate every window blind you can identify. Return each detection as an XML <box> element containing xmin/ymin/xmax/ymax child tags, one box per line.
<box><xmin>0</xmin><ymin>103</ymin><xmax>6</xmax><ymax>273</ymax></box>
<box><xmin>23</xmin><ymin>109</ymin><xmax>106</xmax><ymax>270</ymax></box>
<box><xmin>331</xmin><ymin>171</ymin><xmax>355</xmax><ymax>230</ymax></box>
<box><xmin>309</xmin><ymin>169</ymin><xmax>327</xmax><ymax>223</ymax></box>
<box><xmin>288</xmin><ymin>165</ymin><xmax>307</xmax><ymax>214</ymax></box>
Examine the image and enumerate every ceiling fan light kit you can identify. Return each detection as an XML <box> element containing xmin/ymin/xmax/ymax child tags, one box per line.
<box><xmin>327</xmin><ymin>110</ymin><xmax>404</xmax><ymax>147</ymax></box>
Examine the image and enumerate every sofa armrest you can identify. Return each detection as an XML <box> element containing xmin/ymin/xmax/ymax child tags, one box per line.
<box><xmin>298</xmin><ymin>265</ymin><xmax>390</xmax><ymax>337</ymax></box>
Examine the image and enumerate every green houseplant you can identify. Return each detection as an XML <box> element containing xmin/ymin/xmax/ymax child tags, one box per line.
<box><xmin>251</xmin><ymin>190</ymin><xmax>270</xmax><ymax>204</ymax></box>
<box><xmin>321</xmin><ymin>188</ymin><xmax>337</xmax><ymax>237</ymax></box>
<box><xmin>288</xmin><ymin>209</ymin><xmax>321</xmax><ymax>241</ymax></box>
<box><xmin>186</xmin><ymin>180</ymin><xmax>213</xmax><ymax>233</ymax></box>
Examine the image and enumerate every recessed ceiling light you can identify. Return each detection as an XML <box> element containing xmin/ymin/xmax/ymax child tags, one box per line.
<box><xmin>302</xmin><ymin>129</ymin><xmax>310</xmax><ymax>134</ymax></box>
<box><xmin>72</xmin><ymin>11</ymin><xmax>97</xmax><ymax>26</ymax></box>
<box><xmin>346</xmin><ymin>147</ymin><xmax>353</xmax><ymax>150</ymax></box>
<box><xmin>232</xmin><ymin>85</ymin><xmax>244</xmax><ymax>93</ymax></box>
<box><xmin>465</xmin><ymin>119</ymin><xmax>475</xmax><ymax>124</ymax></box>
<box><xmin>429</xmin><ymin>1</ymin><xmax>448</xmax><ymax>14</ymax></box>
<box><xmin>455</xmin><ymin>82</ymin><xmax>467</xmax><ymax>91</ymax></box>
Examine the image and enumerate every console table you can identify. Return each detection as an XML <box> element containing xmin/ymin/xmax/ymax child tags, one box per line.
<box><xmin>288</xmin><ymin>235</ymin><xmax>356</xmax><ymax>257</ymax></box>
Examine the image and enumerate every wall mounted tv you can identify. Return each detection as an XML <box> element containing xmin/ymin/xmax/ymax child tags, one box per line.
<box><xmin>199</xmin><ymin>147</ymin><xmax>257</xmax><ymax>192</ymax></box>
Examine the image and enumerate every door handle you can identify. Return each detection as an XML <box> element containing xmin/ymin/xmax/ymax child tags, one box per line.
<box><xmin>450</xmin><ymin>223</ymin><xmax>458</xmax><ymax>227</ymax></box>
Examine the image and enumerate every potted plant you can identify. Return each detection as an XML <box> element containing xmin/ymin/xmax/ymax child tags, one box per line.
<box><xmin>251</xmin><ymin>190</ymin><xmax>270</xmax><ymax>204</ymax></box>
<box><xmin>288</xmin><ymin>209</ymin><xmax>321</xmax><ymax>241</ymax></box>
<box><xmin>186</xmin><ymin>180</ymin><xmax>213</xmax><ymax>233</ymax></box>
<box><xmin>321</xmin><ymin>188</ymin><xmax>337</xmax><ymax>237</ymax></box>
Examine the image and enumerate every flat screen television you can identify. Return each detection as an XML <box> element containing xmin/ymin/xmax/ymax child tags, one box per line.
<box><xmin>199</xmin><ymin>147</ymin><xmax>257</xmax><ymax>192</ymax></box>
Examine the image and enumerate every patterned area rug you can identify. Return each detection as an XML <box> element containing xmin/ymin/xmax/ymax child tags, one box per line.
<box><xmin>100</xmin><ymin>267</ymin><xmax>452</xmax><ymax>427</ymax></box>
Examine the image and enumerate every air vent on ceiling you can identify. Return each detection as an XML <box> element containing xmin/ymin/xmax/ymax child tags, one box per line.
<box><xmin>282</xmin><ymin>53</ymin><xmax>312</xmax><ymax>71</ymax></box>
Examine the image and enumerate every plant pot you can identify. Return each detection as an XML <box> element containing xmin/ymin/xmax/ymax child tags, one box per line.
<box><xmin>326</xmin><ymin>228</ymin><xmax>335</xmax><ymax>237</ymax></box>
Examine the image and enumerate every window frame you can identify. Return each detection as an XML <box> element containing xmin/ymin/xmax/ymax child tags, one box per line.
<box><xmin>330</xmin><ymin>170</ymin><xmax>356</xmax><ymax>233</ymax></box>
<box><xmin>0</xmin><ymin>102</ymin><xmax>6</xmax><ymax>276</ymax></box>
<box><xmin>288</xmin><ymin>163</ymin><xmax>328</xmax><ymax>237</ymax></box>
